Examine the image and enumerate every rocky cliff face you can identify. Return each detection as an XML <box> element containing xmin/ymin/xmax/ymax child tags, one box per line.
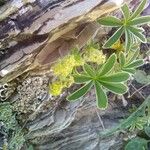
<box><xmin>0</xmin><ymin>0</ymin><xmax>142</xmax><ymax>149</ymax></box>
<box><xmin>0</xmin><ymin>0</ymin><xmax>126</xmax><ymax>83</ymax></box>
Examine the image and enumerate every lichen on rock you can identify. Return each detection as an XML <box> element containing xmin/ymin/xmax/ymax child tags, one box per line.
<box><xmin>13</xmin><ymin>75</ymin><xmax>50</xmax><ymax>114</ymax></box>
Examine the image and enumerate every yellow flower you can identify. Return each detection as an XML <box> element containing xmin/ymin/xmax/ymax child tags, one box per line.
<box><xmin>49</xmin><ymin>75</ymin><xmax>74</xmax><ymax>96</ymax></box>
<box><xmin>64</xmin><ymin>75</ymin><xmax>74</xmax><ymax>87</ymax></box>
<box><xmin>83</xmin><ymin>47</ymin><xmax>106</xmax><ymax>65</ymax></box>
<box><xmin>49</xmin><ymin>81</ymin><xmax>63</xmax><ymax>96</ymax></box>
<box><xmin>111</xmin><ymin>40</ymin><xmax>124</xmax><ymax>51</ymax></box>
<box><xmin>51</xmin><ymin>55</ymin><xmax>76</xmax><ymax>78</ymax></box>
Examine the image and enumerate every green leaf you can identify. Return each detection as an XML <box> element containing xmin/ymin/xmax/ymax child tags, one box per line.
<box><xmin>146</xmin><ymin>50</ymin><xmax>150</xmax><ymax>57</ymax></box>
<box><xmin>94</xmin><ymin>81</ymin><xmax>108</xmax><ymax>109</ymax></box>
<box><xmin>125</xmin><ymin>28</ymin><xmax>132</xmax><ymax>52</ymax></box>
<box><xmin>125</xmin><ymin>59</ymin><xmax>144</xmax><ymax>68</ymax></box>
<box><xmin>136</xmin><ymin>123</ymin><xmax>144</xmax><ymax>130</ymax></box>
<box><xmin>67</xmin><ymin>81</ymin><xmax>93</xmax><ymax>101</ymax></box>
<box><xmin>125</xmin><ymin>137</ymin><xmax>148</xmax><ymax>150</ymax></box>
<box><xmin>99</xmin><ymin>54</ymin><xmax>116</xmax><ymax>76</ymax></box>
<box><xmin>99</xmin><ymin>81</ymin><xmax>128</xmax><ymax>94</ymax></box>
<box><xmin>131</xmin><ymin>34</ymin><xmax>139</xmax><ymax>43</ymax></box>
<box><xmin>73</xmin><ymin>74</ymin><xmax>92</xmax><ymax>84</ymax></box>
<box><xmin>130</xmin><ymin>43</ymin><xmax>140</xmax><ymax>51</ymax></box>
<box><xmin>144</xmin><ymin>126</ymin><xmax>150</xmax><ymax>137</ymax></box>
<box><xmin>119</xmin><ymin>52</ymin><xmax>126</xmax><ymax>67</ymax></box>
<box><xmin>103</xmin><ymin>27</ymin><xmax>124</xmax><ymax>48</ymax></box>
<box><xmin>99</xmin><ymin>72</ymin><xmax>130</xmax><ymax>82</ymax></box>
<box><xmin>122</xmin><ymin>68</ymin><xmax>136</xmax><ymax>74</ymax></box>
<box><xmin>133</xmin><ymin>27</ymin><xmax>145</xmax><ymax>32</ymax></box>
<box><xmin>121</xmin><ymin>4</ymin><xmax>130</xmax><ymax>20</ymax></box>
<box><xmin>129</xmin><ymin>16</ymin><xmax>150</xmax><ymax>25</ymax></box>
<box><xmin>127</xmin><ymin>50</ymin><xmax>139</xmax><ymax>64</ymax></box>
<box><xmin>27</xmin><ymin>145</ymin><xmax>34</xmax><ymax>150</ymax></box>
<box><xmin>147</xmin><ymin>37</ymin><xmax>150</xmax><ymax>43</ymax></box>
<box><xmin>83</xmin><ymin>63</ymin><xmax>96</xmax><ymax>77</ymax></box>
<box><xmin>130</xmin><ymin>0</ymin><xmax>147</xmax><ymax>20</ymax></box>
<box><xmin>134</xmin><ymin>70</ymin><xmax>150</xmax><ymax>84</ymax></box>
<box><xmin>98</xmin><ymin>16</ymin><xmax>122</xmax><ymax>27</ymax></box>
<box><xmin>73</xmin><ymin>67</ymin><xmax>80</xmax><ymax>75</ymax></box>
<box><xmin>128</xmin><ymin>26</ymin><xmax>147</xmax><ymax>43</ymax></box>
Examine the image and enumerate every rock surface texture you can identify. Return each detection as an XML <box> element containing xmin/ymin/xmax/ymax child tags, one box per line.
<box><xmin>0</xmin><ymin>0</ymin><xmax>137</xmax><ymax>150</ymax></box>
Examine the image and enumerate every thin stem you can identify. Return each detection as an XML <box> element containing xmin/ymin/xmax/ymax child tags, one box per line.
<box><xmin>96</xmin><ymin>108</ymin><xmax>105</xmax><ymax>130</ymax></box>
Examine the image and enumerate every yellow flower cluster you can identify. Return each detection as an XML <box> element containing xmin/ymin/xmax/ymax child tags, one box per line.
<box><xmin>50</xmin><ymin>76</ymin><xmax>74</xmax><ymax>96</ymax></box>
<box><xmin>83</xmin><ymin>47</ymin><xmax>106</xmax><ymax>65</ymax></box>
<box><xmin>50</xmin><ymin>54</ymin><xmax>84</xmax><ymax>96</ymax></box>
<box><xmin>111</xmin><ymin>40</ymin><xmax>124</xmax><ymax>51</ymax></box>
<box><xmin>51</xmin><ymin>55</ymin><xmax>76</xmax><ymax>78</ymax></box>
<box><xmin>64</xmin><ymin>75</ymin><xmax>74</xmax><ymax>87</ymax></box>
<box><xmin>49</xmin><ymin>81</ymin><xmax>63</xmax><ymax>96</ymax></box>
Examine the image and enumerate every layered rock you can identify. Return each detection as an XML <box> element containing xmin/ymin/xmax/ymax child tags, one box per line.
<box><xmin>0</xmin><ymin>0</ymin><xmax>135</xmax><ymax>149</ymax></box>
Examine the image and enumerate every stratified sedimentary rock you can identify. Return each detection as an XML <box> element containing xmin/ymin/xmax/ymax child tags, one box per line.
<box><xmin>0</xmin><ymin>0</ymin><xmax>130</xmax><ymax>83</ymax></box>
<box><xmin>0</xmin><ymin>0</ymin><xmax>138</xmax><ymax>150</ymax></box>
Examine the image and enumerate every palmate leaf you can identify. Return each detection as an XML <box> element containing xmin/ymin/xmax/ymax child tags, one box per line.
<box><xmin>131</xmin><ymin>34</ymin><xmax>139</xmax><ymax>44</ymax></box>
<box><xmin>99</xmin><ymin>54</ymin><xmax>116</xmax><ymax>76</ymax></box>
<box><xmin>132</xmin><ymin>27</ymin><xmax>145</xmax><ymax>32</ymax></box>
<box><xmin>99</xmin><ymin>81</ymin><xmax>128</xmax><ymax>94</ymax></box>
<box><xmin>119</xmin><ymin>52</ymin><xmax>126</xmax><ymax>67</ymax></box>
<box><xmin>130</xmin><ymin>0</ymin><xmax>147</xmax><ymax>20</ymax></box>
<box><xmin>94</xmin><ymin>81</ymin><xmax>108</xmax><ymax>109</ymax></box>
<box><xmin>98</xmin><ymin>72</ymin><xmax>130</xmax><ymax>82</ymax></box>
<box><xmin>125</xmin><ymin>28</ymin><xmax>132</xmax><ymax>52</ymax></box>
<box><xmin>83</xmin><ymin>63</ymin><xmax>96</xmax><ymax>77</ymax></box>
<box><xmin>122</xmin><ymin>55</ymin><xmax>143</xmax><ymax>74</ymax></box>
<box><xmin>103</xmin><ymin>27</ymin><xmax>124</xmax><ymax>48</ymax></box>
<box><xmin>121</xmin><ymin>3</ymin><xmax>130</xmax><ymax>20</ymax></box>
<box><xmin>125</xmin><ymin>59</ymin><xmax>144</xmax><ymax>68</ymax></box>
<box><xmin>98</xmin><ymin>16</ymin><xmax>122</xmax><ymax>27</ymax></box>
<box><xmin>131</xmin><ymin>31</ymin><xmax>146</xmax><ymax>43</ymax></box>
<box><xmin>122</xmin><ymin>68</ymin><xmax>136</xmax><ymax>74</ymax></box>
<box><xmin>73</xmin><ymin>74</ymin><xmax>92</xmax><ymax>84</ymax></box>
<box><xmin>128</xmin><ymin>26</ymin><xmax>147</xmax><ymax>43</ymax></box>
<box><xmin>67</xmin><ymin>81</ymin><xmax>93</xmax><ymax>101</ymax></box>
<box><xmin>130</xmin><ymin>43</ymin><xmax>140</xmax><ymax>51</ymax></box>
<box><xmin>97</xmin><ymin>0</ymin><xmax>149</xmax><ymax>51</ymax></box>
<box><xmin>127</xmin><ymin>50</ymin><xmax>139</xmax><ymax>64</ymax></box>
<box><xmin>129</xmin><ymin>16</ymin><xmax>150</xmax><ymax>25</ymax></box>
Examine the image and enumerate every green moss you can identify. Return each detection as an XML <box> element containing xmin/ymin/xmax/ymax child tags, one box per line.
<box><xmin>0</xmin><ymin>102</ymin><xmax>26</xmax><ymax>150</ymax></box>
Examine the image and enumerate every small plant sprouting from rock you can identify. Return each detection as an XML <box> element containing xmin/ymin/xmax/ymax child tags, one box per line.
<box><xmin>98</xmin><ymin>0</ymin><xmax>150</xmax><ymax>51</ymax></box>
<box><xmin>97</xmin><ymin>96</ymin><xmax>150</xmax><ymax>149</ymax></box>
<box><xmin>125</xmin><ymin>96</ymin><xmax>150</xmax><ymax>150</ymax></box>
<box><xmin>50</xmin><ymin>45</ymin><xmax>106</xmax><ymax>97</ymax></box>
<box><xmin>49</xmin><ymin>41</ymin><xmax>144</xmax><ymax>109</ymax></box>
<box><xmin>49</xmin><ymin>0</ymin><xmax>150</xmax><ymax>110</ymax></box>
<box><xmin>67</xmin><ymin>54</ymin><xmax>130</xmax><ymax>109</ymax></box>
